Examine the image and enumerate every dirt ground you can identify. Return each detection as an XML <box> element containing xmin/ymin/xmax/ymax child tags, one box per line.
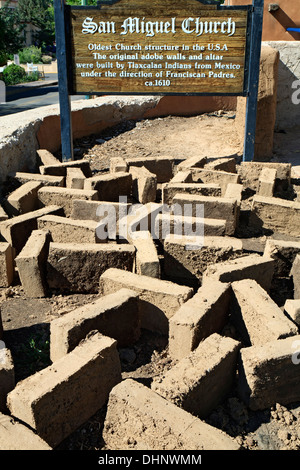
<box><xmin>2</xmin><ymin>112</ymin><xmax>300</xmax><ymax>451</ymax></box>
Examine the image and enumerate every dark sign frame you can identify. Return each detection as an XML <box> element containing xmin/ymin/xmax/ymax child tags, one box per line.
<box><xmin>54</xmin><ymin>0</ymin><xmax>264</xmax><ymax>163</ymax></box>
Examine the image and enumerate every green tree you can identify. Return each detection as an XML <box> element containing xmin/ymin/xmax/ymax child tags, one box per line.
<box><xmin>17</xmin><ymin>0</ymin><xmax>55</xmax><ymax>48</ymax></box>
<box><xmin>0</xmin><ymin>1</ymin><xmax>25</xmax><ymax>62</ymax></box>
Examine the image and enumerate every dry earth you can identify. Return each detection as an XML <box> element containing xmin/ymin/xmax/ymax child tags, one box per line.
<box><xmin>2</xmin><ymin>112</ymin><xmax>300</xmax><ymax>451</ymax></box>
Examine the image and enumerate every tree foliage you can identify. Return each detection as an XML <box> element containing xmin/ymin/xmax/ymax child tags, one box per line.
<box><xmin>0</xmin><ymin>2</ymin><xmax>25</xmax><ymax>57</ymax></box>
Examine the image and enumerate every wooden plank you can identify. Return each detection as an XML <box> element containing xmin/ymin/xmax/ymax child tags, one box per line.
<box><xmin>243</xmin><ymin>0</ymin><xmax>264</xmax><ymax>162</ymax></box>
<box><xmin>68</xmin><ymin>0</ymin><xmax>250</xmax><ymax>95</ymax></box>
<box><xmin>54</xmin><ymin>0</ymin><xmax>74</xmax><ymax>162</ymax></box>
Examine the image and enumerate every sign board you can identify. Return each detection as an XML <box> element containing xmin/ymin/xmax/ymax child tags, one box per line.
<box><xmin>68</xmin><ymin>0</ymin><xmax>251</xmax><ymax>96</ymax></box>
<box><xmin>54</xmin><ymin>0</ymin><xmax>264</xmax><ymax>163</ymax></box>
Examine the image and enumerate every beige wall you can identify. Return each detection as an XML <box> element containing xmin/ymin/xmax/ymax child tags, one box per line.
<box><xmin>227</xmin><ymin>0</ymin><xmax>300</xmax><ymax>41</ymax></box>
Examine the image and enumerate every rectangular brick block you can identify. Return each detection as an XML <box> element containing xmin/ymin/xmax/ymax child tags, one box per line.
<box><xmin>66</xmin><ymin>167</ymin><xmax>86</xmax><ymax>189</ymax></box>
<box><xmin>50</xmin><ymin>288</ymin><xmax>140</xmax><ymax>361</ymax></box>
<box><xmin>0</xmin><ymin>348</ymin><xmax>14</xmax><ymax>412</ymax></box>
<box><xmin>126</xmin><ymin>156</ymin><xmax>176</xmax><ymax>183</ymax></box>
<box><xmin>190</xmin><ymin>168</ymin><xmax>240</xmax><ymax>195</ymax></box>
<box><xmin>0</xmin><ymin>243</ymin><xmax>14</xmax><ymax>287</ymax></box>
<box><xmin>176</xmin><ymin>156</ymin><xmax>207</xmax><ymax>172</ymax></box>
<box><xmin>38</xmin><ymin>187</ymin><xmax>99</xmax><ymax>217</ymax></box>
<box><xmin>238</xmin><ymin>162</ymin><xmax>291</xmax><ymax>192</ymax></box>
<box><xmin>257</xmin><ymin>167</ymin><xmax>277</xmax><ymax>197</ymax></box>
<box><xmin>83</xmin><ymin>172</ymin><xmax>132</xmax><ymax>201</ymax></box>
<box><xmin>0</xmin><ymin>413</ymin><xmax>51</xmax><ymax>450</ymax></box>
<box><xmin>129</xmin><ymin>166</ymin><xmax>157</xmax><ymax>204</ymax></box>
<box><xmin>37</xmin><ymin>214</ymin><xmax>104</xmax><ymax>243</ymax></box>
<box><xmin>238</xmin><ymin>335</ymin><xmax>300</xmax><ymax>410</ymax></box>
<box><xmin>70</xmin><ymin>199</ymin><xmax>131</xmax><ymax>224</ymax></box>
<box><xmin>284</xmin><ymin>299</ymin><xmax>300</xmax><ymax>326</ymax></box>
<box><xmin>250</xmin><ymin>195</ymin><xmax>300</xmax><ymax>237</ymax></box>
<box><xmin>110</xmin><ymin>156</ymin><xmax>128</xmax><ymax>173</ymax></box>
<box><xmin>8</xmin><ymin>172</ymin><xmax>64</xmax><ymax>187</ymax></box>
<box><xmin>202</xmin><ymin>254</ymin><xmax>275</xmax><ymax>293</ymax></box>
<box><xmin>40</xmin><ymin>159</ymin><xmax>92</xmax><ymax>178</ymax></box>
<box><xmin>5</xmin><ymin>181</ymin><xmax>42</xmax><ymax>216</ymax></box>
<box><xmin>15</xmin><ymin>230</ymin><xmax>51</xmax><ymax>298</ymax></box>
<box><xmin>205</xmin><ymin>157</ymin><xmax>237</xmax><ymax>174</ymax></box>
<box><xmin>36</xmin><ymin>149</ymin><xmax>60</xmax><ymax>167</ymax></box>
<box><xmin>129</xmin><ymin>231</ymin><xmax>160</xmax><ymax>278</ymax></box>
<box><xmin>163</xmin><ymin>235</ymin><xmax>243</xmax><ymax>284</ymax></box>
<box><xmin>99</xmin><ymin>268</ymin><xmax>193</xmax><ymax>335</ymax></box>
<box><xmin>152</xmin><ymin>333</ymin><xmax>240</xmax><ymax>418</ymax></box>
<box><xmin>47</xmin><ymin>243</ymin><xmax>135</xmax><ymax>293</ymax></box>
<box><xmin>291</xmin><ymin>254</ymin><xmax>300</xmax><ymax>299</ymax></box>
<box><xmin>7</xmin><ymin>332</ymin><xmax>121</xmax><ymax>447</ymax></box>
<box><xmin>230</xmin><ymin>279</ymin><xmax>298</xmax><ymax>346</ymax></box>
<box><xmin>0</xmin><ymin>205</ymin><xmax>63</xmax><ymax>255</ymax></box>
<box><xmin>264</xmin><ymin>238</ymin><xmax>300</xmax><ymax>277</ymax></box>
<box><xmin>169</xmin><ymin>281</ymin><xmax>231</xmax><ymax>361</ymax></box>
<box><xmin>168</xmin><ymin>169</ymin><xmax>192</xmax><ymax>183</ymax></box>
<box><xmin>173</xmin><ymin>193</ymin><xmax>238</xmax><ymax>236</ymax></box>
<box><xmin>0</xmin><ymin>205</ymin><xmax>8</xmax><ymax>222</ymax></box>
<box><xmin>103</xmin><ymin>379</ymin><xmax>240</xmax><ymax>450</ymax></box>
<box><xmin>155</xmin><ymin>213</ymin><xmax>226</xmax><ymax>240</ymax></box>
<box><xmin>162</xmin><ymin>182</ymin><xmax>221</xmax><ymax>205</ymax></box>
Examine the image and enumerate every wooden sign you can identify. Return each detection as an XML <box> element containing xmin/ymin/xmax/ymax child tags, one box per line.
<box><xmin>54</xmin><ymin>0</ymin><xmax>264</xmax><ymax>163</ymax></box>
<box><xmin>68</xmin><ymin>0</ymin><xmax>251</xmax><ymax>95</ymax></box>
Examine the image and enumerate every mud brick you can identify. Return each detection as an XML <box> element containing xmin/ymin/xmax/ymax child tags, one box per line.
<box><xmin>66</xmin><ymin>167</ymin><xmax>86</xmax><ymax>190</ymax></box>
<box><xmin>99</xmin><ymin>268</ymin><xmax>193</xmax><ymax>335</ymax></box>
<box><xmin>47</xmin><ymin>243</ymin><xmax>135</xmax><ymax>294</ymax></box>
<box><xmin>50</xmin><ymin>289</ymin><xmax>140</xmax><ymax>361</ymax></box>
<box><xmin>0</xmin><ymin>205</ymin><xmax>8</xmax><ymax>222</ymax></box>
<box><xmin>83</xmin><ymin>172</ymin><xmax>132</xmax><ymax>201</ymax></box>
<box><xmin>190</xmin><ymin>168</ymin><xmax>240</xmax><ymax>195</ymax></box>
<box><xmin>168</xmin><ymin>170</ymin><xmax>192</xmax><ymax>183</ymax></box>
<box><xmin>250</xmin><ymin>196</ymin><xmax>300</xmax><ymax>237</ymax></box>
<box><xmin>224</xmin><ymin>183</ymin><xmax>243</xmax><ymax>204</ymax></box>
<box><xmin>162</xmin><ymin>182</ymin><xmax>221</xmax><ymax>205</ymax></box>
<box><xmin>7</xmin><ymin>332</ymin><xmax>121</xmax><ymax>447</ymax></box>
<box><xmin>39</xmin><ymin>158</ymin><xmax>92</xmax><ymax>178</ymax></box>
<box><xmin>176</xmin><ymin>156</ymin><xmax>207</xmax><ymax>171</ymax></box>
<box><xmin>163</xmin><ymin>235</ymin><xmax>243</xmax><ymax>284</ymax></box>
<box><xmin>5</xmin><ymin>181</ymin><xmax>43</xmax><ymax>216</ymax></box>
<box><xmin>36</xmin><ymin>149</ymin><xmax>60</xmax><ymax>167</ymax></box>
<box><xmin>0</xmin><ymin>413</ymin><xmax>51</xmax><ymax>450</ymax></box>
<box><xmin>169</xmin><ymin>281</ymin><xmax>231</xmax><ymax>361</ymax></box>
<box><xmin>152</xmin><ymin>333</ymin><xmax>240</xmax><ymax>418</ymax></box>
<box><xmin>155</xmin><ymin>213</ymin><xmax>226</xmax><ymax>240</ymax></box>
<box><xmin>284</xmin><ymin>299</ymin><xmax>300</xmax><ymax>326</ymax></box>
<box><xmin>0</xmin><ymin>205</ymin><xmax>63</xmax><ymax>255</ymax></box>
<box><xmin>172</xmin><ymin>193</ymin><xmax>238</xmax><ymax>236</ymax></box>
<box><xmin>205</xmin><ymin>157</ymin><xmax>237</xmax><ymax>174</ymax></box>
<box><xmin>102</xmin><ymin>379</ymin><xmax>240</xmax><ymax>450</ymax></box>
<box><xmin>0</xmin><ymin>348</ymin><xmax>14</xmax><ymax>412</ymax></box>
<box><xmin>129</xmin><ymin>166</ymin><xmax>157</xmax><ymax>204</ymax></box>
<box><xmin>126</xmin><ymin>156</ymin><xmax>176</xmax><ymax>183</ymax></box>
<box><xmin>0</xmin><ymin>243</ymin><xmax>14</xmax><ymax>288</ymax></box>
<box><xmin>238</xmin><ymin>335</ymin><xmax>300</xmax><ymax>410</ymax></box>
<box><xmin>257</xmin><ymin>167</ymin><xmax>277</xmax><ymax>197</ymax></box>
<box><xmin>37</xmin><ymin>214</ymin><xmax>104</xmax><ymax>243</ymax></box>
<box><xmin>238</xmin><ymin>162</ymin><xmax>291</xmax><ymax>192</ymax></box>
<box><xmin>38</xmin><ymin>187</ymin><xmax>98</xmax><ymax>217</ymax></box>
<box><xmin>230</xmin><ymin>279</ymin><xmax>298</xmax><ymax>346</ymax></box>
<box><xmin>264</xmin><ymin>239</ymin><xmax>300</xmax><ymax>277</ymax></box>
<box><xmin>70</xmin><ymin>199</ymin><xmax>131</xmax><ymax>225</ymax></box>
<box><xmin>202</xmin><ymin>254</ymin><xmax>275</xmax><ymax>293</ymax></box>
<box><xmin>15</xmin><ymin>230</ymin><xmax>51</xmax><ymax>298</ymax></box>
<box><xmin>118</xmin><ymin>202</ymin><xmax>164</xmax><ymax>241</ymax></box>
<box><xmin>8</xmin><ymin>172</ymin><xmax>64</xmax><ymax>187</ymax></box>
<box><xmin>110</xmin><ymin>157</ymin><xmax>128</xmax><ymax>173</ymax></box>
<box><xmin>128</xmin><ymin>231</ymin><xmax>160</xmax><ymax>278</ymax></box>
<box><xmin>291</xmin><ymin>254</ymin><xmax>300</xmax><ymax>299</ymax></box>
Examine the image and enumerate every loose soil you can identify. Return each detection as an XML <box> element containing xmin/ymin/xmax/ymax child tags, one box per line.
<box><xmin>2</xmin><ymin>113</ymin><xmax>300</xmax><ymax>451</ymax></box>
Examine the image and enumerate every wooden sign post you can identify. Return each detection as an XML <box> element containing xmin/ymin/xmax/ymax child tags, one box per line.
<box><xmin>54</xmin><ymin>0</ymin><xmax>264</xmax><ymax>162</ymax></box>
